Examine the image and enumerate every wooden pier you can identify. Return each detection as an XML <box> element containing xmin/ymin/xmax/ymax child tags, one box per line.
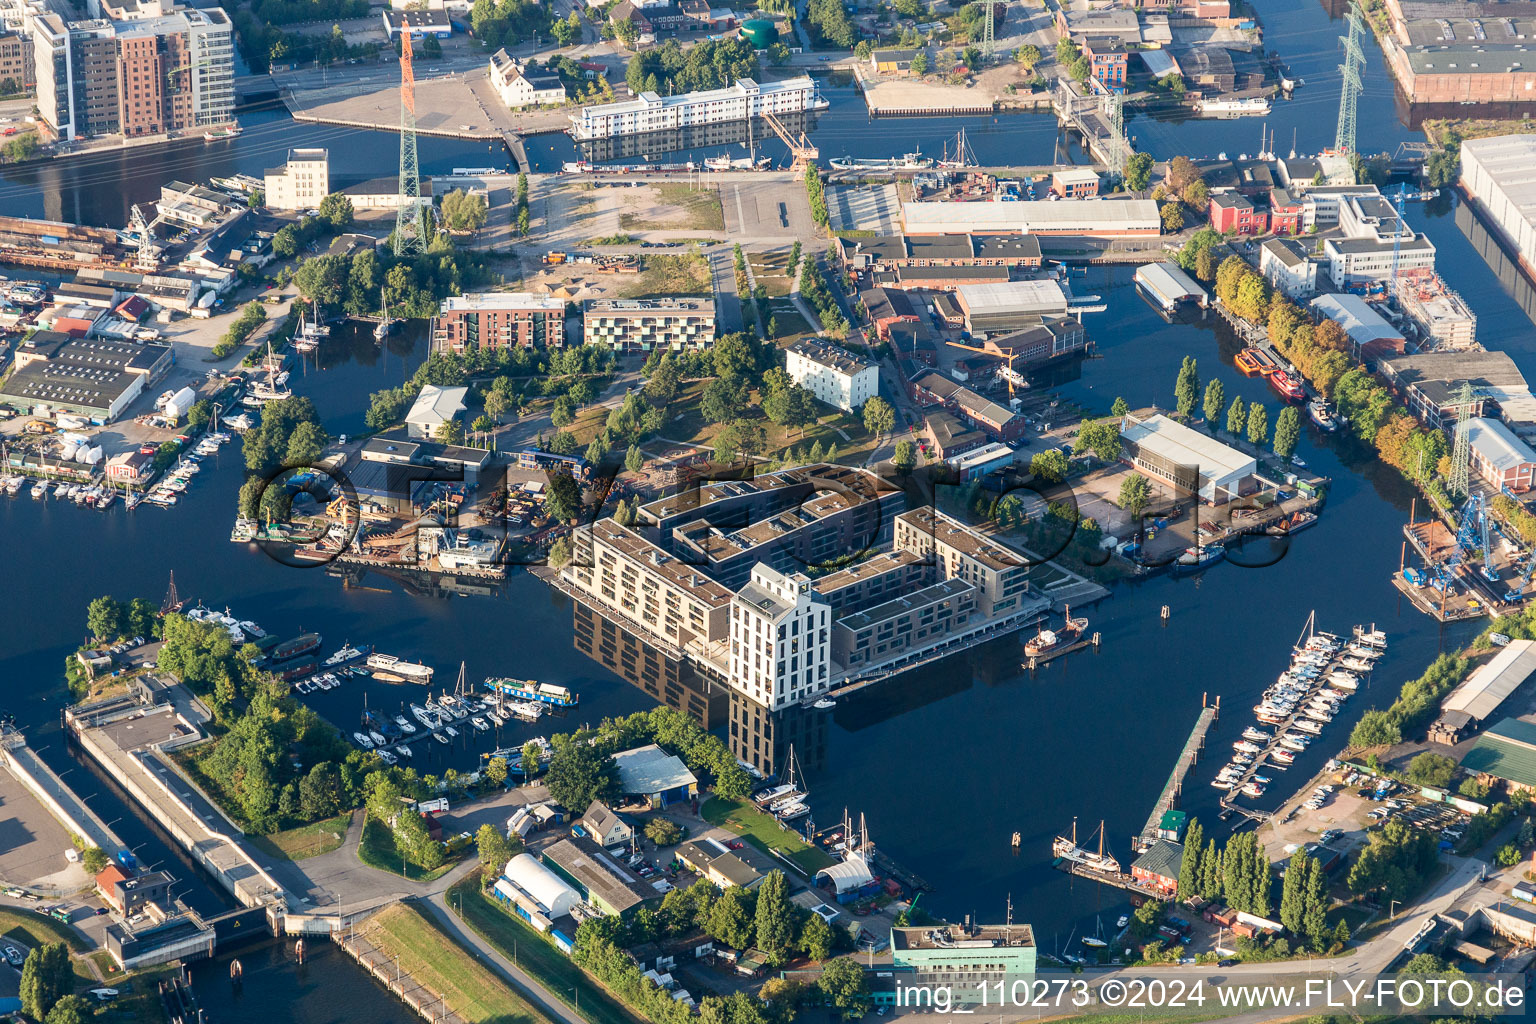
<box><xmin>1132</xmin><ymin>699</ymin><xmax>1219</xmax><ymax>853</ymax></box>
<box><xmin>1053</xmin><ymin>857</ymin><xmax>1165</xmax><ymax>898</ymax></box>
<box><xmin>334</xmin><ymin>928</ymin><xmax>469</xmax><ymax>1024</ymax></box>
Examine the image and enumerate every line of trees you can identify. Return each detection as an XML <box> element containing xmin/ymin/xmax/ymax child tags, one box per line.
<box><xmin>624</xmin><ymin>38</ymin><xmax>759</xmax><ymax>96</ymax></box>
<box><xmin>1279</xmin><ymin>850</ymin><xmax>1345</xmax><ymax>951</ymax></box>
<box><xmin>1174</xmin><ymin>823</ymin><xmax>1272</xmax><ymax>918</ymax></box>
<box><xmin>1348</xmin><ymin>653</ymin><xmax>1469</xmax><ymax>749</ymax></box>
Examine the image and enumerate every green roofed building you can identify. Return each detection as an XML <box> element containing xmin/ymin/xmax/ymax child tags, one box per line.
<box><xmin>1157</xmin><ymin>809</ymin><xmax>1188</xmax><ymax>842</ymax></box>
<box><xmin>890</xmin><ymin>922</ymin><xmax>1036</xmax><ymax>979</ymax></box>
<box><xmin>1461</xmin><ymin>717</ymin><xmax>1536</xmax><ymax>794</ymax></box>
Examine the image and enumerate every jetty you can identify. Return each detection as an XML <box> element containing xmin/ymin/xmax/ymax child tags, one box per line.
<box><xmin>1132</xmin><ymin>699</ymin><xmax>1220</xmax><ymax>853</ymax></box>
<box><xmin>334</xmin><ymin>926</ymin><xmax>470</xmax><ymax>1024</ymax></box>
<box><xmin>1051</xmin><ymin>857</ymin><xmax>1166</xmax><ymax>898</ymax></box>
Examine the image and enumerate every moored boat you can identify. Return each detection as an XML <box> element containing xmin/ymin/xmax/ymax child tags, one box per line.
<box><xmin>1308</xmin><ymin>400</ymin><xmax>1337</xmax><ymax>431</ymax></box>
<box><xmin>485</xmin><ymin>677</ymin><xmax>579</xmax><ymax>707</ymax></box>
<box><xmin>366</xmin><ymin>653</ymin><xmax>434</xmax><ymax>683</ymax></box>
<box><xmin>1268</xmin><ymin>368</ymin><xmax>1305</xmax><ymax>401</ymax></box>
<box><xmin>1235</xmin><ymin>347</ymin><xmax>1277</xmax><ymax>376</ymax></box>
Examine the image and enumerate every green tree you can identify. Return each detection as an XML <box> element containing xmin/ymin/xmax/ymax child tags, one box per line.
<box><xmin>706</xmin><ymin>885</ymin><xmax>756</xmax><ymax>949</ymax></box>
<box><xmin>646</xmin><ymin>817</ymin><xmax>684</xmax><ymax>846</ymax></box>
<box><xmin>1273</xmin><ymin>405</ymin><xmax>1301</xmax><ymax>459</ymax></box>
<box><xmin>1111</xmin><ymin>396</ymin><xmax>1129</xmax><ymax>418</ymax></box>
<box><xmin>44</xmin><ymin>995</ymin><xmax>92</xmax><ymax>1024</ymax></box>
<box><xmin>1055</xmin><ymin>37</ymin><xmax>1078</xmax><ymax>64</ymax></box>
<box><xmin>893</xmin><ymin>439</ymin><xmax>917</xmax><ymax>473</ymax></box>
<box><xmin>1068</xmin><ymin>55</ymin><xmax>1090</xmax><ymax>81</ymax></box>
<box><xmin>1178</xmin><ymin>818</ymin><xmax>1205</xmax><ymax>899</ymax></box>
<box><xmin>754</xmin><ymin>870</ymin><xmax>796</xmax><ymax>965</ymax></box>
<box><xmin>799</xmin><ymin>913</ymin><xmax>834</xmax><ymax>961</ymax></box>
<box><xmin>284</xmin><ymin>420</ymin><xmax>328</xmax><ymax>466</ymax></box>
<box><xmin>476</xmin><ymin>822</ymin><xmax>521</xmax><ymax>874</ymax></box>
<box><xmin>1014</xmin><ymin>43</ymin><xmax>1040</xmax><ymax>67</ymax></box>
<box><xmin>1225</xmin><ymin>395</ymin><xmax>1247</xmax><ymax>436</ymax></box>
<box><xmin>544</xmin><ymin>472</ymin><xmax>582</xmax><ymax>523</ymax></box>
<box><xmin>520</xmin><ymin>740</ymin><xmax>544</xmax><ymax>780</ymax></box>
<box><xmin>626</xmin><ymin>444</ymin><xmax>645</xmax><ymax>474</ymax></box>
<box><xmin>862</xmin><ymin>396</ymin><xmax>895</xmax><ymax>436</ymax></box>
<box><xmin>1174</xmin><ymin>355</ymin><xmax>1199</xmax><ymax>419</ymax></box>
<box><xmin>544</xmin><ymin>741</ymin><xmax>618</xmax><ymax>809</ymax></box>
<box><xmin>817</xmin><ymin>958</ymin><xmax>870</xmax><ymax>1019</ymax></box>
<box><xmin>1202</xmin><ymin>378</ymin><xmax>1225</xmax><ymax>424</ymax></box>
<box><xmin>87</xmin><ymin>595</ymin><xmax>124</xmax><ymax>640</ymax></box>
<box><xmin>1074</xmin><ymin>418</ymin><xmax>1121</xmax><ymax>461</ymax></box>
<box><xmin>1031</xmin><ymin>448</ymin><xmax>1068</xmax><ymax>482</ymax></box>
<box><xmin>485</xmin><ymin>756</ymin><xmax>509</xmax><ymax>787</ymax></box>
<box><xmin>1161</xmin><ymin>202</ymin><xmax>1185</xmax><ymax>232</ymax></box>
<box><xmin>1247</xmin><ymin>404</ymin><xmax>1269</xmax><ymax>445</ymax></box>
<box><xmin>20</xmin><ymin>943</ymin><xmax>70</xmax><ymax>1020</ymax></box>
<box><xmin>1405</xmin><ymin>752</ymin><xmax>1457</xmax><ymax>788</ymax></box>
<box><xmin>318</xmin><ymin>192</ymin><xmax>354</xmax><ymax>229</ymax></box>
<box><xmin>1349</xmin><ymin>709</ymin><xmax>1402</xmax><ymax>749</ymax></box>
<box><xmin>909</xmin><ymin>51</ymin><xmax>929</xmax><ymax>75</ymax></box>
<box><xmin>299</xmin><ymin>762</ymin><xmax>343</xmax><ymax>820</ymax></box>
<box><xmin>1118</xmin><ymin>472</ymin><xmax>1152</xmax><ymax>519</ymax></box>
<box><xmin>1124</xmin><ymin>151</ymin><xmax>1154</xmax><ymax>192</ymax></box>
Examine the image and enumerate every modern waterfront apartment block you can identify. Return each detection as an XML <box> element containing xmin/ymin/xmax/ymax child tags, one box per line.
<box><xmin>728</xmin><ymin>564</ymin><xmax>832</xmax><ymax>711</ymax></box>
<box><xmin>583</xmin><ymin>298</ymin><xmax>715</xmax><ymax>353</ymax></box>
<box><xmin>570</xmin><ymin>76</ymin><xmax>824</xmax><ymax>140</ymax></box>
<box><xmin>435</xmin><ymin>292</ymin><xmax>567</xmax><ymax>351</ymax></box>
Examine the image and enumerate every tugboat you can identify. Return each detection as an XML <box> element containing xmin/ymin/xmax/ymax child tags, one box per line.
<box><xmin>1268</xmin><ymin>368</ymin><xmax>1305</xmax><ymax>402</ymax></box>
<box><xmin>1307</xmin><ymin>400</ymin><xmax>1337</xmax><ymax>431</ymax></box>
<box><xmin>1024</xmin><ymin>606</ymin><xmax>1089</xmax><ymax>657</ymax></box>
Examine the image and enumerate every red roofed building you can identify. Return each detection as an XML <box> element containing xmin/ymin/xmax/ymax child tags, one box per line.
<box><xmin>96</xmin><ymin>865</ymin><xmax>130</xmax><ymax>914</ymax></box>
<box><xmin>115</xmin><ymin>295</ymin><xmax>150</xmax><ymax>320</ymax></box>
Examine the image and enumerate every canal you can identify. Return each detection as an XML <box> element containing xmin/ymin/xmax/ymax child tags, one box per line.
<box><xmin>2</xmin><ymin>0</ymin><xmax>1535</xmax><ymax>1006</ymax></box>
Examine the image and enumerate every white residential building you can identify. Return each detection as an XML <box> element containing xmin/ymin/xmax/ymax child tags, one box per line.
<box><xmin>784</xmin><ymin>338</ymin><xmax>878</xmax><ymax>412</ymax></box>
<box><xmin>728</xmin><ymin>564</ymin><xmax>831</xmax><ymax>711</ymax></box>
<box><xmin>1258</xmin><ymin>237</ymin><xmax>1318</xmax><ymax>300</ymax></box>
<box><xmin>405</xmin><ymin>383</ymin><xmax>467</xmax><ymax>439</ymax></box>
<box><xmin>263</xmin><ymin>148</ymin><xmax>329</xmax><ymax>211</ymax></box>
<box><xmin>489</xmin><ymin>48</ymin><xmax>566</xmax><ymax>108</ymax></box>
<box><xmin>570</xmin><ymin>76</ymin><xmax>824</xmax><ymax>140</ymax></box>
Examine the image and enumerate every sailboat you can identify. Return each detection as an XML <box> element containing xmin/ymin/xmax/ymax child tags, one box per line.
<box><xmin>374</xmin><ymin>287</ymin><xmax>392</xmax><ymax>342</ymax></box>
<box><xmin>938</xmin><ymin>127</ymin><xmax>976</xmax><ymax>170</ymax></box>
<box><xmin>1081</xmin><ymin>917</ymin><xmax>1108</xmax><ymax>949</ymax></box>
<box><xmin>1052</xmin><ymin>818</ymin><xmax>1121</xmax><ymax>873</ymax></box>
<box><xmin>243</xmin><ymin>339</ymin><xmax>293</xmax><ymax>406</ymax></box>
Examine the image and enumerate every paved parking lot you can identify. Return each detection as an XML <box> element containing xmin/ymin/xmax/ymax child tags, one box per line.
<box><xmin>0</xmin><ymin>768</ymin><xmax>89</xmax><ymax>892</ymax></box>
<box><xmin>720</xmin><ymin>180</ymin><xmax>817</xmax><ymax>239</ymax></box>
<box><xmin>827</xmin><ymin>183</ymin><xmax>900</xmax><ymax>234</ymax></box>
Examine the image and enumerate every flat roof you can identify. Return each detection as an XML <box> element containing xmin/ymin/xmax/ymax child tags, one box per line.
<box><xmin>1122</xmin><ymin>414</ymin><xmax>1255</xmax><ymax>479</ymax></box>
<box><xmin>1443</xmin><ymin>639</ymin><xmax>1536</xmax><ymax>722</ymax></box>
<box><xmin>1310</xmin><ymin>293</ymin><xmax>1402</xmax><ymax>344</ymax></box>
<box><xmin>891</xmin><ymin>923</ymin><xmax>1035</xmax><ymax>951</ymax></box>
<box><xmin>578</xmin><ymin>76</ymin><xmax>814</xmax><ymax>118</ymax></box>
<box><xmin>1463</xmin><ymin>717</ymin><xmax>1536</xmax><ymax>788</ymax></box>
<box><xmin>1261</xmin><ymin>237</ymin><xmax>1311</xmax><ymax>269</ymax></box>
<box><xmin>811</xmin><ymin>550</ymin><xmax>924</xmax><ymax>596</ymax></box>
<box><xmin>440</xmin><ymin>292</ymin><xmax>565</xmax><ymax>313</ymax></box>
<box><xmin>902</xmin><ymin>198</ymin><xmax>1160</xmax><ymax>234</ymax></box>
<box><xmin>947</xmin><ymin>441</ymin><xmax>1016</xmax><ymax>471</ymax></box>
<box><xmin>957</xmin><ymin>279</ymin><xmax>1068</xmax><ymax>314</ymax></box>
<box><xmin>588</xmin><ymin>519</ymin><xmax>734</xmax><ymax>606</ymax></box>
<box><xmin>838</xmin><ymin>577</ymin><xmax>975</xmax><ymax>631</ymax></box>
<box><xmin>1052</xmin><ymin>167</ymin><xmax>1101</xmax><ymax>184</ymax></box>
<box><xmin>896</xmin><ymin>506</ymin><xmax>1025</xmax><ymax>572</ymax></box>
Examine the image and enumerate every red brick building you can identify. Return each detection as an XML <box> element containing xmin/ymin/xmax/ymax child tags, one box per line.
<box><xmin>1208</xmin><ymin>192</ymin><xmax>1265</xmax><ymax>235</ymax></box>
<box><xmin>434</xmin><ymin>293</ymin><xmax>567</xmax><ymax>351</ymax></box>
<box><xmin>1084</xmin><ymin>42</ymin><xmax>1128</xmax><ymax>90</ymax></box>
<box><xmin>1130</xmin><ymin>840</ymin><xmax>1183</xmax><ymax>897</ymax></box>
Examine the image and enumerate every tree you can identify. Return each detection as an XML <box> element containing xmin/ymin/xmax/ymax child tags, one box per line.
<box><xmin>706</xmin><ymin>885</ymin><xmax>756</xmax><ymax>949</ymax></box>
<box><xmin>1178</xmin><ymin>818</ymin><xmax>1205</xmax><ymax>899</ymax></box>
<box><xmin>1015</xmin><ymin>43</ymin><xmax>1040</xmax><ymax>67</ymax></box>
<box><xmin>909</xmin><ymin>51</ymin><xmax>929</xmax><ymax>75</ymax></box>
<box><xmin>626</xmin><ymin>444</ymin><xmax>645</xmax><ymax>474</ymax></box>
<box><xmin>545</xmin><ymin>741</ymin><xmax>618</xmax><ymax>810</ymax></box>
<box><xmin>1405</xmin><ymin>752</ymin><xmax>1457</xmax><ymax>788</ymax></box>
<box><xmin>544</xmin><ymin>472</ymin><xmax>582</xmax><ymax>523</ymax></box>
<box><xmin>1111</xmin><ymin>396</ymin><xmax>1129</xmax><ymax>418</ymax></box>
<box><xmin>1124</xmin><ymin>151</ymin><xmax>1154</xmax><ymax>192</ymax></box>
<box><xmin>81</xmin><ymin>846</ymin><xmax>108</xmax><ymax>874</ymax></box>
<box><xmin>1074</xmin><ymin>419</ymin><xmax>1121</xmax><ymax>460</ymax></box>
<box><xmin>434</xmin><ymin>418</ymin><xmax>464</xmax><ymax>446</ymax></box>
<box><xmin>285</xmin><ymin>420</ymin><xmax>328</xmax><ymax>466</ymax></box>
<box><xmin>1161</xmin><ymin>202</ymin><xmax>1185</xmax><ymax>232</ymax></box>
<box><xmin>701</xmin><ymin>377</ymin><xmax>748</xmax><ymax>424</ymax></box>
<box><xmin>754</xmin><ymin>870</ymin><xmax>796</xmax><ymax>964</ymax></box>
<box><xmin>299</xmin><ymin>762</ymin><xmax>343</xmax><ymax>820</ymax></box>
<box><xmin>1349</xmin><ymin>709</ymin><xmax>1402</xmax><ymax>749</ymax></box>
<box><xmin>1031</xmin><ymin>448</ymin><xmax>1068</xmax><ymax>483</ymax></box>
<box><xmin>318</xmin><ymin>192</ymin><xmax>354</xmax><ymax>229</ymax></box>
<box><xmin>1225</xmin><ymin>396</ymin><xmax>1247</xmax><ymax>436</ymax></box>
<box><xmin>441</xmin><ymin>189</ymin><xmax>489</xmax><ymax>233</ymax></box>
<box><xmin>20</xmin><ymin>943</ymin><xmax>70</xmax><ymax>1020</ymax></box>
<box><xmin>646</xmin><ymin>818</ymin><xmax>684</xmax><ymax>846</ymax></box>
<box><xmin>520</xmin><ymin>741</ymin><xmax>544</xmax><ymax>780</ymax></box>
<box><xmin>1202</xmin><ymin>378</ymin><xmax>1225</xmax><ymax>424</ymax></box>
<box><xmin>613</xmin><ymin>16</ymin><xmax>639</xmax><ymax>46</ymax></box>
<box><xmin>817</xmin><ymin>958</ymin><xmax>870</xmax><ymax>1019</ymax></box>
<box><xmin>1247</xmin><ymin>404</ymin><xmax>1269</xmax><ymax>445</ymax></box>
<box><xmin>44</xmin><ymin>995</ymin><xmax>91</xmax><ymax>1024</ymax></box>
<box><xmin>551</xmin><ymin>395</ymin><xmax>576</xmax><ymax>428</ymax></box>
<box><xmin>1273</xmin><ymin>406</ymin><xmax>1301</xmax><ymax>459</ymax></box>
<box><xmin>585</xmin><ymin>434</ymin><xmax>610</xmax><ymax>466</ymax></box>
<box><xmin>87</xmin><ymin>595</ymin><xmax>124</xmax><ymax>640</ymax></box>
<box><xmin>1055</xmin><ymin>37</ymin><xmax>1078</xmax><ymax>64</ymax></box>
<box><xmin>1118</xmin><ymin>472</ymin><xmax>1152</xmax><ymax>519</ymax></box>
<box><xmin>799</xmin><ymin>913</ymin><xmax>834</xmax><ymax>961</ymax></box>
<box><xmin>476</xmin><ymin>822</ymin><xmax>520</xmax><ymax>873</ymax></box>
<box><xmin>863</xmin><ymin>396</ymin><xmax>895</xmax><ymax>436</ymax></box>
<box><xmin>893</xmin><ymin>439</ymin><xmax>917</xmax><ymax>473</ymax></box>
<box><xmin>1174</xmin><ymin>356</ymin><xmax>1199</xmax><ymax>419</ymax></box>
<box><xmin>485</xmin><ymin>756</ymin><xmax>509</xmax><ymax>787</ymax></box>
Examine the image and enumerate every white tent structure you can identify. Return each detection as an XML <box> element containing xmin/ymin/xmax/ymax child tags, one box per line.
<box><xmin>493</xmin><ymin>853</ymin><xmax>580</xmax><ymax>931</ymax></box>
<box><xmin>815</xmin><ymin>851</ymin><xmax>874</xmax><ymax>896</ymax></box>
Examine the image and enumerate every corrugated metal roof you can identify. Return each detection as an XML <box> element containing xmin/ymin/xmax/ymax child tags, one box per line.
<box><xmin>1443</xmin><ymin>639</ymin><xmax>1536</xmax><ymax>722</ymax></box>
<box><xmin>1463</xmin><ymin>717</ymin><xmax>1536</xmax><ymax>788</ymax></box>
<box><xmin>1131</xmin><ymin>840</ymin><xmax>1183</xmax><ymax>880</ymax></box>
<box><xmin>1122</xmin><ymin>414</ymin><xmax>1255</xmax><ymax>480</ymax></box>
<box><xmin>1468</xmin><ymin>417</ymin><xmax>1536</xmax><ymax>472</ymax></box>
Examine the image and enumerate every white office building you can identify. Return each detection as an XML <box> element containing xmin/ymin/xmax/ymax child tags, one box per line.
<box><xmin>784</xmin><ymin>338</ymin><xmax>878</xmax><ymax>412</ymax></box>
<box><xmin>570</xmin><ymin>76</ymin><xmax>823</xmax><ymax>140</ymax></box>
<box><xmin>489</xmin><ymin>49</ymin><xmax>566</xmax><ymax>109</ymax></box>
<box><xmin>1258</xmin><ymin>237</ymin><xmax>1318</xmax><ymax>300</ymax></box>
<box><xmin>728</xmin><ymin>564</ymin><xmax>831</xmax><ymax>711</ymax></box>
<box><xmin>264</xmin><ymin>148</ymin><xmax>329</xmax><ymax>211</ymax></box>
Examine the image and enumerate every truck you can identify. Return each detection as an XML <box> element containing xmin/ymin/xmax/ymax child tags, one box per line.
<box><xmin>542</xmin><ymin>252</ymin><xmax>567</xmax><ymax>265</ymax></box>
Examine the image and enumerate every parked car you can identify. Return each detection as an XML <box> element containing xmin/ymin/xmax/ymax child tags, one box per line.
<box><xmin>2</xmin><ymin>946</ymin><xmax>22</xmax><ymax>967</ymax></box>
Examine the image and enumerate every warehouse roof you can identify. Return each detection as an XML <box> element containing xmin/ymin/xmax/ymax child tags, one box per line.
<box><xmin>612</xmin><ymin>743</ymin><xmax>697</xmax><ymax>795</ymax></box>
<box><xmin>901</xmin><ymin>198</ymin><xmax>1160</xmax><ymax>234</ymax></box>
<box><xmin>956</xmin><ymin>279</ymin><xmax>1069</xmax><ymax>315</ymax></box>
<box><xmin>1131</xmin><ymin>840</ymin><xmax>1183</xmax><ymax>880</ymax></box>
<box><xmin>1468</xmin><ymin>417</ymin><xmax>1536</xmax><ymax>471</ymax></box>
<box><xmin>543</xmin><ymin>838</ymin><xmax>658</xmax><ymax>914</ymax></box>
<box><xmin>1310</xmin><ymin>293</ymin><xmax>1402</xmax><ymax>345</ymax></box>
<box><xmin>1462</xmin><ymin>717</ymin><xmax>1536</xmax><ymax>788</ymax></box>
<box><xmin>1122</xmin><ymin>414</ymin><xmax>1255</xmax><ymax>479</ymax></box>
<box><xmin>1443</xmin><ymin>640</ymin><xmax>1536</xmax><ymax>724</ymax></box>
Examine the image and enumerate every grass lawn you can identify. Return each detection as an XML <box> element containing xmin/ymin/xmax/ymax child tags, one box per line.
<box><xmin>619</xmin><ymin>254</ymin><xmax>711</xmax><ymax>299</ymax></box>
<box><xmin>447</xmin><ymin>874</ymin><xmax>640</xmax><ymax>1024</ymax></box>
<box><xmin>763</xmin><ymin>300</ymin><xmax>812</xmax><ymax>340</ymax></box>
<box><xmin>249</xmin><ymin>812</ymin><xmax>352</xmax><ymax>861</ymax></box>
<box><xmin>103</xmin><ymin>965</ymin><xmax>178</xmax><ymax>1024</ymax></box>
<box><xmin>701</xmin><ymin>796</ymin><xmax>836</xmax><ymax>875</ymax></box>
<box><xmin>358</xmin><ymin>817</ymin><xmax>458</xmax><ymax>883</ymax></box>
<box><xmin>364</xmin><ymin>903</ymin><xmax>544</xmax><ymax>1024</ymax></box>
<box><xmin>0</xmin><ymin>908</ymin><xmax>89</xmax><ymax>952</ymax></box>
<box><xmin>747</xmin><ymin>255</ymin><xmax>794</xmax><ymax>298</ymax></box>
<box><xmin>619</xmin><ymin>183</ymin><xmax>725</xmax><ymax>232</ymax></box>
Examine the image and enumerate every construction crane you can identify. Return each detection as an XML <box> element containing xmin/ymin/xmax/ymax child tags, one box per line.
<box><xmin>761</xmin><ymin>110</ymin><xmax>817</xmax><ymax>173</ymax></box>
<box><xmin>946</xmin><ymin>338</ymin><xmax>1030</xmax><ymax>395</ymax></box>
<box><xmin>1389</xmin><ymin>182</ymin><xmax>1408</xmax><ymax>306</ymax></box>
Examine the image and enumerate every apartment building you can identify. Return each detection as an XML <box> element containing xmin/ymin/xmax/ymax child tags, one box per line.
<box><xmin>571</xmin><ymin>76</ymin><xmax>822</xmax><ymax>140</ymax></box>
<box><xmin>564</xmin><ymin>519</ymin><xmax>734</xmax><ymax>652</ymax></box>
<box><xmin>1258</xmin><ymin>237</ymin><xmax>1318</xmax><ymax>300</ymax></box>
<box><xmin>830</xmin><ymin>577</ymin><xmax>977</xmax><ymax>671</ymax></box>
<box><xmin>583</xmin><ymin>298</ymin><xmax>715</xmax><ymax>352</ymax></box>
<box><xmin>784</xmin><ymin>337</ymin><xmax>878</xmax><ymax>412</ymax></box>
<box><xmin>435</xmin><ymin>292</ymin><xmax>566</xmax><ymax>351</ymax></box>
<box><xmin>263</xmin><ymin>148</ymin><xmax>329</xmax><ymax>211</ymax></box>
<box><xmin>892</xmin><ymin>506</ymin><xmax>1032</xmax><ymax>617</ymax></box>
<box><xmin>489</xmin><ymin>48</ymin><xmax>565</xmax><ymax>108</ymax></box>
<box><xmin>0</xmin><ymin>30</ymin><xmax>31</xmax><ymax>93</ymax></box>
<box><xmin>31</xmin><ymin>7</ymin><xmax>232</xmax><ymax>141</ymax></box>
<box><xmin>728</xmin><ymin>564</ymin><xmax>831</xmax><ymax>711</ymax></box>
